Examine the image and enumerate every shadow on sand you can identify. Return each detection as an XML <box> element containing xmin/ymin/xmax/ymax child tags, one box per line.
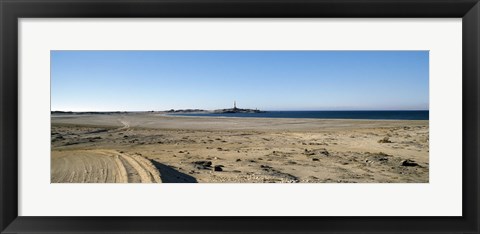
<box><xmin>151</xmin><ymin>161</ymin><xmax>198</xmax><ymax>183</ymax></box>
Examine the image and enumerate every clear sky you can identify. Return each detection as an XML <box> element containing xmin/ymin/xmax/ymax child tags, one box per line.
<box><xmin>51</xmin><ymin>51</ymin><xmax>429</xmax><ymax>111</ymax></box>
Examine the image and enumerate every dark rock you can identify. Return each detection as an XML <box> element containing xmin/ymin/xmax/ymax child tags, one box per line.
<box><xmin>312</xmin><ymin>158</ymin><xmax>319</xmax><ymax>161</ymax></box>
<box><xmin>192</xmin><ymin>161</ymin><xmax>212</xmax><ymax>169</ymax></box>
<box><xmin>260</xmin><ymin>165</ymin><xmax>272</xmax><ymax>170</ymax></box>
<box><xmin>304</xmin><ymin>148</ymin><xmax>329</xmax><ymax>157</ymax></box>
<box><xmin>236</xmin><ymin>159</ymin><xmax>241</xmax><ymax>162</ymax></box>
<box><xmin>401</xmin><ymin>159</ymin><xmax>419</xmax><ymax>167</ymax></box>
<box><xmin>213</xmin><ymin>165</ymin><xmax>223</xmax><ymax>171</ymax></box>
<box><xmin>319</xmin><ymin>149</ymin><xmax>330</xmax><ymax>156</ymax></box>
<box><xmin>378</xmin><ymin>137</ymin><xmax>392</xmax><ymax>143</ymax></box>
<box><xmin>193</xmin><ymin>161</ymin><xmax>212</xmax><ymax>166</ymax></box>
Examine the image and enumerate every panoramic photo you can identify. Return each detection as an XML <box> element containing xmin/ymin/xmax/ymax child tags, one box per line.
<box><xmin>51</xmin><ymin>50</ymin><xmax>429</xmax><ymax>183</ymax></box>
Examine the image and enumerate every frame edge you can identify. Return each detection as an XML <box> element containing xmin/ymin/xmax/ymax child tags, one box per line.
<box><xmin>1</xmin><ymin>0</ymin><xmax>479</xmax><ymax>233</ymax></box>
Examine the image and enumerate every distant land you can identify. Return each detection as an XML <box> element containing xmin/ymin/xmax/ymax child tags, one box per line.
<box><xmin>52</xmin><ymin>101</ymin><xmax>265</xmax><ymax>115</ymax></box>
<box><xmin>166</xmin><ymin>101</ymin><xmax>264</xmax><ymax>114</ymax></box>
<box><xmin>51</xmin><ymin>111</ymin><xmax>131</xmax><ymax>115</ymax></box>
<box><xmin>165</xmin><ymin>109</ymin><xmax>207</xmax><ymax>113</ymax></box>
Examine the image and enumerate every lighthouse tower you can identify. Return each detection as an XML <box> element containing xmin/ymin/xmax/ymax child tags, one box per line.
<box><xmin>233</xmin><ymin>101</ymin><xmax>237</xmax><ymax>110</ymax></box>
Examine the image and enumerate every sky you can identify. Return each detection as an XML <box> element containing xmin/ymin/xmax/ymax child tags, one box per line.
<box><xmin>51</xmin><ymin>51</ymin><xmax>429</xmax><ymax>111</ymax></box>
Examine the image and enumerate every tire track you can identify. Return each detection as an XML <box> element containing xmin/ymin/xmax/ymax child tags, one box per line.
<box><xmin>51</xmin><ymin>149</ymin><xmax>162</xmax><ymax>183</ymax></box>
<box><xmin>96</xmin><ymin>150</ymin><xmax>161</xmax><ymax>183</ymax></box>
<box><xmin>112</xmin><ymin>155</ymin><xmax>129</xmax><ymax>183</ymax></box>
<box><xmin>130</xmin><ymin>154</ymin><xmax>162</xmax><ymax>183</ymax></box>
<box><xmin>113</xmin><ymin>119</ymin><xmax>134</xmax><ymax>132</ymax></box>
<box><xmin>119</xmin><ymin>154</ymin><xmax>154</xmax><ymax>183</ymax></box>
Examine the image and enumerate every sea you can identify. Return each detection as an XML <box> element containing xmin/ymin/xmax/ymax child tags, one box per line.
<box><xmin>170</xmin><ymin>110</ymin><xmax>429</xmax><ymax>120</ymax></box>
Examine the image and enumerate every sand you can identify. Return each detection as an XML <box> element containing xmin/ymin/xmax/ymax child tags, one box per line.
<box><xmin>51</xmin><ymin>113</ymin><xmax>429</xmax><ymax>183</ymax></box>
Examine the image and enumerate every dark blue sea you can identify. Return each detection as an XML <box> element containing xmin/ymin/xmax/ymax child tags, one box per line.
<box><xmin>171</xmin><ymin>111</ymin><xmax>429</xmax><ymax>120</ymax></box>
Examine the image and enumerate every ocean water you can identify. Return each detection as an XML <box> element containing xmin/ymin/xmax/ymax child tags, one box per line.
<box><xmin>170</xmin><ymin>111</ymin><xmax>429</xmax><ymax>120</ymax></box>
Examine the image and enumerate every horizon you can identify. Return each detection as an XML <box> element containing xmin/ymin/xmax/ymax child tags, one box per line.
<box><xmin>52</xmin><ymin>109</ymin><xmax>430</xmax><ymax>112</ymax></box>
<box><xmin>51</xmin><ymin>51</ymin><xmax>429</xmax><ymax>111</ymax></box>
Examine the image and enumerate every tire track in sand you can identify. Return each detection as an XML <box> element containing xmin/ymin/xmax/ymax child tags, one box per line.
<box><xmin>113</xmin><ymin>119</ymin><xmax>133</xmax><ymax>132</ymax></box>
<box><xmin>96</xmin><ymin>150</ymin><xmax>161</xmax><ymax>183</ymax></box>
<box><xmin>51</xmin><ymin>149</ymin><xmax>161</xmax><ymax>183</ymax></box>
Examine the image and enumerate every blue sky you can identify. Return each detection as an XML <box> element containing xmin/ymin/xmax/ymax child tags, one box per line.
<box><xmin>51</xmin><ymin>51</ymin><xmax>429</xmax><ymax>111</ymax></box>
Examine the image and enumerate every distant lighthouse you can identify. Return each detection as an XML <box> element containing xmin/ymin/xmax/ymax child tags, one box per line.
<box><xmin>233</xmin><ymin>101</ymin><xmax>237</xmax><ymax>110</ymax></box>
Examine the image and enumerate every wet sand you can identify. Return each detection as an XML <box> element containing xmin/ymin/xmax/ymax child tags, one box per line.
<box><xmin>51</xmin><ymin>113</ymin><xmax>429</xmax><ymax>183</ymax></box>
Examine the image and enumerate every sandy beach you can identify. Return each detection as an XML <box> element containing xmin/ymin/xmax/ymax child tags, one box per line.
<box><xmin>51</xmin><ymin>113</ymin><xmax>429</xmax><ymax>183</ymax></box>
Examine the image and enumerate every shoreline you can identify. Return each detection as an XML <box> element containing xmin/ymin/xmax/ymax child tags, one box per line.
<box><xmin>51</xmin><ymin>113</ymin><xmax>428</xmax><ymax>132</ymax></box>
<box><xmin>163</xmin><ymin>113</ymin><xmax>428</xmax><ymax>121</ymax></box>
<box><xmin>52</xmin><ymin>110</ymin><xmax>429</xmax><ymax>122</ymax></box>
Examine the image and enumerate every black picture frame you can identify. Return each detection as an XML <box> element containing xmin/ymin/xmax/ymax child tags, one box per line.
<box><xmin>1</xmin><ymin>0</ymin><xmax>479</xmax><ymax>233</ymax></box>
